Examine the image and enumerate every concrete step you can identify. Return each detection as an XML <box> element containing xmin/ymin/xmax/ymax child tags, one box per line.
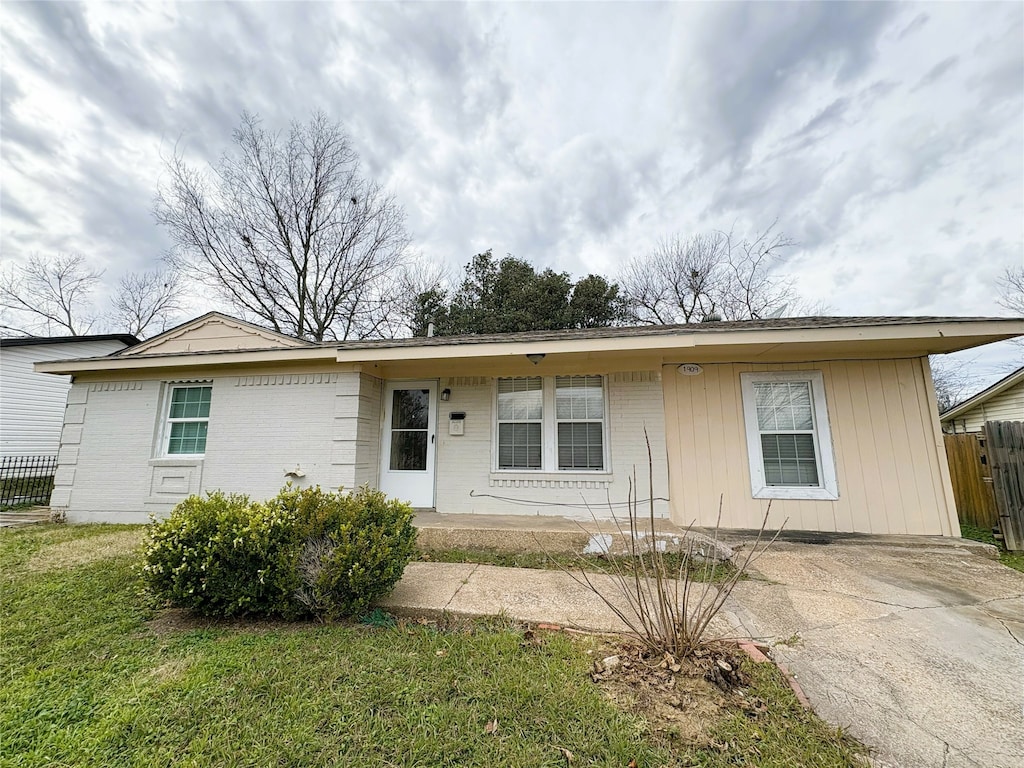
<box><xmin>413</xmin><ymin>511</ymin><xmax>733</xmax><ymax>560</ymax></box>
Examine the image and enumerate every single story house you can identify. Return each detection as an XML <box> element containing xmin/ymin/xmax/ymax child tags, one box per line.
<box><xmin>35</xmin><ymin>312</ymin><xmax>1024</xmax><ymax>536</ymax></box>
<box><xmin>940</xmin><ymin>366</ymin><xmax>1024</xmax><ymax>434</ymax></box>
<box><xmin>1</xmin><ymin>334</ymin><xmax>139</xmax><ymax>457</ymax></box>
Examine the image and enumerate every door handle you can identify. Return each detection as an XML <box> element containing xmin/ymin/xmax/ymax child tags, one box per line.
<box><xmin>431</xmin><ymin>434</ymin><xmax>435</xmax><ymax>444</ymax></box>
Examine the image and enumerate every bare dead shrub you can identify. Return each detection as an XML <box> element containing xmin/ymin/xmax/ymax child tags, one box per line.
<box><xmin>563</xmin><ymin>433</ymin><xmax>783</xmax><ymax>660</ymax></box>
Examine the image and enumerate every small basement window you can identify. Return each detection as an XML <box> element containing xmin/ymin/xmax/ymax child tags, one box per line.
<box><xmin>165</xmin><ymin>384</ymin><xmax>212</xmax><ymax>456</ymax></box>
<box><xmin>739</xmin><ymin>371</ymin><xmax>838</xmax><ymax>500</ymax></box>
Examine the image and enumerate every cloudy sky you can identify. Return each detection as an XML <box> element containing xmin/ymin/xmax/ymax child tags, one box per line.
<box><xmin>2</xmin><ymin>1</ymin><xmax>1022</xmax><ymax>382</ymax></box>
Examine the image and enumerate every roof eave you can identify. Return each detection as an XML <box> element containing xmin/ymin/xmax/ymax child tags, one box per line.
<box><xmin>334</xmin><ymin>319</ymin><xmax>1024</xmax><ymax>364</ymax></box>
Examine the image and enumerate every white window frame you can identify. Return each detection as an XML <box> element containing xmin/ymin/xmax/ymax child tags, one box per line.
<box><xmin>740</xmin><ymin>371</ymin><xmax>838</xmax><ymax>500</ymax></box>
<box><xmin>492</xmin><ymin>375</ymin><xmax>610</xmax><ymax>473</ymax></box>
<box><xmin>161</xmin><ymin>382</ymin><xmax>213</xmax><ymax>458</ymax></box>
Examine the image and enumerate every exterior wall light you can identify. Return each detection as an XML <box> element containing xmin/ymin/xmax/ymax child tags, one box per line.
<box><xmin>526</xmin><ymin>353</ymin><xmax>546</xmax><ymax>364</ymax></box>
<box><xmin>441</xmin><ymin>388</ymin><xmax>451</xmax><ymax>401</ymax></box>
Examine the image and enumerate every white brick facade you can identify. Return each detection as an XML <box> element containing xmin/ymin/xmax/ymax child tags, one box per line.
<box><xmin>433</xmin><ymin>372</ymin><xmax>669</xmax><ymax>520</ymax></box>
<box><xmin>52</xmin><ymin>372</ymin><xmax>381</xmax><ymax>523</ymax></box>
<box><xmin>51</xmin><ymin>369</ymin><xmax>666</xmax><ymax>523</ymax></box>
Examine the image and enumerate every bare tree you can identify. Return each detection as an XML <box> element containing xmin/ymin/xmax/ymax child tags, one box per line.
<box><xmin>154</xmin><ymin>112</ymin><xmax>411</xmax><ymax>341</ymax></box>
<box><xmin>929</xmin><ymin>355</ymin><xmax>973</xmax><ymax>413</ymax></box>
<box><xmin>0</xmin><ymin>253</ymin><xmax>102</xmax><ymax>336</ymax></box>
<box><xmin>999</xmin><ymin>265</ymin><xmax>1024</xmax><ymax>316</ymax></box>
<box><xmin>110</xmin><ymin>269</ymin><xmax>185</xmax><ymax>338</ymax></box>
<box><xmin>620</xmin><ymin>224</ymin><xmax>808</xmax><ymax>324</ymax></box>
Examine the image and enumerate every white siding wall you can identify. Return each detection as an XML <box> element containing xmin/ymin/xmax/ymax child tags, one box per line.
<box><xmin>53</xmin><ymin>371</ymin><xmax>371</xmax><ymax>523</ymax></box>
<box><xmin>0</xmin><ymin>340</ymin><xmax>129</xmax><ymax>456</ymax></box>
<box><xmin>433</xmin><ymin>372</ymin><xmax>669</xmax><ymax>520</ymax></box>
<box><xmin>951</xmin><ymin>382</ymin><xmax>1024</xmax><ymax>433</ymax></box>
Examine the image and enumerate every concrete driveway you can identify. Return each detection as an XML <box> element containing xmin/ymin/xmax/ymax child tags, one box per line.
<box><xmin>726</xmin><ymin>540</ymin><xmax>1024</xmax><ymax>768</ymax></box>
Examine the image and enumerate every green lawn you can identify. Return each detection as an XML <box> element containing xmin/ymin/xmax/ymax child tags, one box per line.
<box><xmin>960</xmin><ymin>523</ymin><xmax>1024</xmax><ymax>573</ymax></box>
<box><xmin>1</xmin><ymin>525</ymin><xmax>865</xmax><ymax>767</ymax></box>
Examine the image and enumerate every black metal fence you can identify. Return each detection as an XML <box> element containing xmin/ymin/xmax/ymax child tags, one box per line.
<box><xmin>0</xmin><ymin>455</ymin><xmax>57</xmax><ymax>508</ymax></box>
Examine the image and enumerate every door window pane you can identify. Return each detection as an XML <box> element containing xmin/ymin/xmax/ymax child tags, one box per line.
<box><xmin>392</xmin><ymin>389</ymin><xmax>429</xmax><ymax>430</ymax></box>
<box><xmin>390</xmin><ymin>430</ymin><xmax>428</xmax><ymax>471</ymax></box>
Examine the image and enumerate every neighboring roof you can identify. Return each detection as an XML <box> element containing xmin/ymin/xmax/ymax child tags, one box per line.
<box><xmin>0</xmin><ymin>333</ymin><xmax>140</xmax><ymax>348</ymax></box>
<box><xmin>31</xmin><ymin>312</ymin><xmax>1024</xmax><ymax>375</ymax></box>
<box><xmin>115</xmin><ymin>312</ymin><xmax>313</xmax><ymax>357</ymax></box>
<box><xmin>940</xmin><ymin>366</ymin><xmax>1024</xmax><ymax>421</ymax></box>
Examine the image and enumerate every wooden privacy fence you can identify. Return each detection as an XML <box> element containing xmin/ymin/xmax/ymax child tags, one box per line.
<box><xmin>943</xmin><ymin>433</ymin><xmax>998</xmax><ymax>529</ymax></box>
<box><xmin>986</xmin><ymin>421</ymin><xmax>1024</xmax><ymax>551</ymax></box>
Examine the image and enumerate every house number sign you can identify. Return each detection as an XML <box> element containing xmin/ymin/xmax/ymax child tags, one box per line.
<box><xmin>677</xmin><ymin>364</ymin><xmax>703</xmax><ymax>376</ymax></box>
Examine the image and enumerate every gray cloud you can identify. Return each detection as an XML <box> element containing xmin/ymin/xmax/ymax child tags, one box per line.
<box><xmin>0</xmin><ymin>0</ymin><xmax>1020</xmax><ymax>386</ymax></box>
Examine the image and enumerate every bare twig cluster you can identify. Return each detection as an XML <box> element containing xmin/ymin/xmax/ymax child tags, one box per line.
<box><xmin>620</xmin><ymin>223</ymin><xmax>820</xmax><ymax>324</ymax></box>
<box><xmin>564</xmin><ymin>435</ymin><xmax>782</xmax><ymax>660</ymax></box>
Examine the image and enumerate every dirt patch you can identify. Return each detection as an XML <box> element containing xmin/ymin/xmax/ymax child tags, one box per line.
<box><xmin>590</xmin><ymin>641</ymin><xmax>763</xmax><ymax>748</ymax></box>
<box><xmin>27</xmin><ymin>529</ymin><xmax>145</xmax><ymax>571</ymax></box>
<box><xmin>145</xmin><ymin>607</ymin><xmax>318</xmax><ymax>637</ymax></box>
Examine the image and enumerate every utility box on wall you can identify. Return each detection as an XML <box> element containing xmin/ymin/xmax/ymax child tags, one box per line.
<box><xmin>448</xmin><ymin>412</ymin><xmax>466</xmax><ymax>436</ymax></box>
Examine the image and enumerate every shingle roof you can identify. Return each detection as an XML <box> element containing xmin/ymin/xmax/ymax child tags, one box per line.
<box><xmin>0</xmin><ymin>333</ymin><xmax>140</xmax><ymax>348</ymax></box>
<box><xmin>333</xmin><ymin>316</ymin><xmax>1013</xmax><ymax>350</ymax></box>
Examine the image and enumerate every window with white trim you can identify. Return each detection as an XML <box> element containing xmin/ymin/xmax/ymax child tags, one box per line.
<box><xmin>495</xmin><ymin>376</ymin><xmax>607</xmax><ymax>472</ymax></box>
<box><xmin>496</xmin><ymin>377</ymin><xmax>543</xmax><ymax>469</ymax></box>
<box><xmin>165</xmin><ymin>385</ymin><xmax>212</xmax><ymax>456</ymax></box>
<box><xmin>740</xmin><ymin>371</ymin><xmax>838</xmax><ymax>500</ymax></box>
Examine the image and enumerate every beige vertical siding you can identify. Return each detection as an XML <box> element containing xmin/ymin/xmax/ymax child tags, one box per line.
<box><xmin>662</xmin><ymin>358</ymin><xmax>958</xmax><ymax>535</ymax></box>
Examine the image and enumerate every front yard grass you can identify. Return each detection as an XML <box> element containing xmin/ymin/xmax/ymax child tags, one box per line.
<box><xmin>960</xmin><ymin>523</ymin><xmax>1024</xmax><ymax>573</ymax></box>
<box><xmin>2</xmin><ymin>524</ymin><xmax>864</xmax><ymax>767</ymax></box>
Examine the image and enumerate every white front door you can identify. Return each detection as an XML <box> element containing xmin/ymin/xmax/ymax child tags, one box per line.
<box><xmin>379</xmin><ymin>380</ymin><xmax>437</xmax><ymax>507</ymax></box>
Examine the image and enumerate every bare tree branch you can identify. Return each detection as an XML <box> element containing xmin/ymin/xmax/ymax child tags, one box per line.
<box><xmin>620</xmin><ymin>223</ymin><xmax>807</xmax><ymax>323</ymax></box>
<box><xmin>110</xmin><ymin>269</ymin><xmax>185</xmax><ymax>338</ymax></box>
<box><xmin>0</xmin><ymin>253</ymin><xmax>102</xmax><ymax>336</ymax></box>
<box><xmin>999</xmin><ymin>265</ymin><xmax>1024</xmax><ymax>316</ymax></box>
<box><xmin>154</xmin><ymin>111</ymin><xmax>411</xmax><ymax>341</ymax></box>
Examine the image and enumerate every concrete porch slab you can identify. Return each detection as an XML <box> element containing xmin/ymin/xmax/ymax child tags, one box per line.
<box><xmin>413</xmin><ymin>510</ymin><xmax>704</xmax><ymax>556</ymax></box>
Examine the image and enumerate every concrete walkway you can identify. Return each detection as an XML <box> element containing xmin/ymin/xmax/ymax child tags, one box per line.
<box><xmin>0</xmin><ymin>508</ymin><xmax>51</xmax><ymax>527</ymax></box>
<box><xmin>380</xmin><ymin>561</ymin><xmax>734</xmax><ymax>638</ymax></box>
<box><xmin>727</xmin><ymin>542</ymin><xmax>1024</xmax><ymax>768</ymax></box>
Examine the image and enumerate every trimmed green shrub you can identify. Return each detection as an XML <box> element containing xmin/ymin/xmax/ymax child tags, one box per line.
<box><xmin>140</xmin><ymin>491</ymin><xmax>301</xmax><ymax>617</ymax></box>
<box><xmin>141</xmin><ymin>485</ymin><xmax>416</xmax><ymax>620</ymax></box>
<box><xmin>279</xmin><ymin>485</ymin><xmax>417</xmax><ymax>620</ymax></box>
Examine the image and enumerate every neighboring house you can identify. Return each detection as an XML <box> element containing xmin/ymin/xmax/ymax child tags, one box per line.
<box><xmin>940</xmin><ymin>366</ymin><xmax>1024</xmax><ymax>434</ymax></box>
<box><xmin>34</xmin><ymin>312</ymin><xmax>1024</xmax><ymax>536</ymax></box>
<box><xmin>1</xmin><ymin>334</ymin><xmax>139</xmax><ymax>457</ymax></box>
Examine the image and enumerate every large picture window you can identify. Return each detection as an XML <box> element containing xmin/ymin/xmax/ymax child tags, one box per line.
<box><xmin>740</xmin><ymin>371</ymin><xmax>837</xmax><ymax>500</ymax></box>
<box><xmin>495</xmin><ymin>376</ymin><xmax>607</xmax><ymax>472</ymax></box>
<box><xmin>165</xmin><ymin>385</ymin><xmax>212</xmax><ymax>456</ymax></box>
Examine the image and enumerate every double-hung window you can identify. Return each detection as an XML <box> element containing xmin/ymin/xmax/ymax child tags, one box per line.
<box><xmin>165</xmin><ymin>384</ymin><xmax>212</xmax><ymax>456</ymax></box>
<box><xmin>555</xmin><ymin>376</ymin><xmax>605</xmax><ymax>470</ymax></box>
<box><xmin>496</xmin><ymin>378</ymin><xmax>543</xmax><ymax>469</ymax></box>
<box><xmin>496</xmin><ymin>376</ymin><xmax>607</xmax><ymax>472</ymax></box>
<box><xmin>740</xmin><ymin>371</ymin><xmax>838</xmax><ymax>500</ymax></box>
